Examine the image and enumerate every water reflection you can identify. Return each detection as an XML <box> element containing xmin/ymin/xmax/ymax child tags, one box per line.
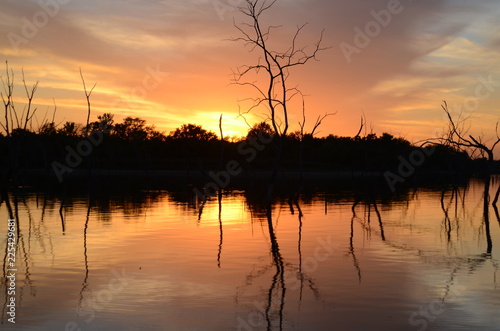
<box><xmin>232</xmin><ymin>195</ymin><xmax>324</xmax><ymax>331</ymax></box>
<box><xmin>78</xmin><ymin>199</ymin><xmax>91</xmax><ymax>312</ymax></box>
<box><xmin>0</xmin><ymin>178</ymin><xmax>499</xmax><ymax>330</ymax></box>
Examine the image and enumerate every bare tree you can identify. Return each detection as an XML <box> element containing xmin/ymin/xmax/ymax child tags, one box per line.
<box><xmin>231</xmin><ymin>0</ymin><xmax>330</xmax><ymax>200</ymax></box>
<box><xmin>80</xmin><ymin>68</ymin><xmax>96</xmax><ymax>136</ymax></box>
<box><xmin>22</xmin><ymin>69</ymin><xmax>39</xmax><ymax>131</ymax></box>
<box><xmin>231</xmin><ymin>0</ymin><xmax>328</xmax><ymax>138</ymax></box>
<box><xmin>440</xmin><ymin>100</ymin><xmax>500</xmax><ymax>169</ymax></box>
<box><xmin>296</xmin><ymin>94</ymin><xmax>335</xmax><ymax>183</ymax></box>
<box><xmin>298</xmin><ymin>94</ymin><xmax>336</xmax><ymax>139</ymax></box>
<box><xmin>0</xmin><ymin>61</ymin><xmax>14</xmax><ymax>136</ymax></box>
<box><xmin>439</xmin><ymin>100</ymin><xmax>500</xmax><ymax>205</ymax></box>
<box><xmin>1</xmin><ymin>62</ymin><xmax>41</xmax><ymax>135</ymax></box>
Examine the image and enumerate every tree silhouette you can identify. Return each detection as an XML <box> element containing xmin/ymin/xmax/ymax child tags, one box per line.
<box><xmin>439</xmin><ymin>101</ymin><xmax>499</xmax><ymax>172</ymax></box>
<box><xmin>58</xmin><ymin>121</ymin><xmax>81</xmax><ymax>136</ymax></box>
<box><xmin>38</xmin><ymin>122</ymin><xmax>57</xmax><ymax>135</ymax></box>
<box><xmin>439</xmin><ymin>100</ymin><xmax>500</xmax><ymax>204</ymax></box>
<box><xmin>231</xmin><ymin>0</ymin><xmax>328</xmax><ymax>200</ymax></box>
<box><xmin>1</xmin><ymin>62</ymin><xmax>41</xmax><ymax>136</ymax></box>
<box><xmin>80</xmin><ymin>68</ymin><xmax>96</xmax><ymax>135</ymax></box>
<box><xmin>170</xmin><ymin>123</ymin><xmax>217</xmax><ymax>141</ymax></box>
<box><xmin>231</xmin><ymin>0</ymin><xmax>327</xmax><ymax>138</ymax></box>
<box><xmin>246</xmin><ymin>121</ymin><xmax>274</xmax><ymax>140</ymax></box>
<box><xmin>113</xmin><ymin>117</ymin><xmax>149</xmax><ymax>141</ymax></box>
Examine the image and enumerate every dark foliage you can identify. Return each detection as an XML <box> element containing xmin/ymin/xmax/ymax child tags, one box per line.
<box><xmin>0</xmin><ymin>114</ymin><xmax>481</xmax><ymax>186</ymax></box>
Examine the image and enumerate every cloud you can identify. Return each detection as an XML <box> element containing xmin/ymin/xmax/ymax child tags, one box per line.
<box><xmin>0</xmin><ymin>0</ymin><xmax>499</xmax><ymax>139</ymax></box>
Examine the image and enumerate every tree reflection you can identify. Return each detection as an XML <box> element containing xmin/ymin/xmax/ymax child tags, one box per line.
<box><xmin>1</xmin><ymin>190</ymin><xmax>15</xmax><ymax>323</ymax></box>
<box><xmin>350</xmin><ymin>199</ymin><xmax>362</xmax><ymax>284</ymax></box>
<box><xmin>440</xmin><ymin>186</ymin><xmax>462</xmax><ymax>247</ymax></box>
<box><xmin>78</xmin><ymin>198</ymin><xmax>91</xmax><ymax>310</ymax></box>
<box><xmin>483</xmin><ymin>178</ymin><xmax>493</xmax><ymax>255</ymax></box>
<box><xmin>217</xmin><ymin>189</ymin><xmax>223</xmax><ymax>268</ymax></box>
<box><xmin>493</xmin><ymin>203</ymin><xmax>500</xmax><ymax>226</ymax></box>
<box><xmin>426</xmin><ymin>179</ymin><xmax>497</xmax><ymax>289</ymax></box>
<box><xmin>1</xmin><ymin>189</ymin><xmax>36</xmax><ymax>323</ymax></box>
<box><xmin>232</xmin><ymin>192</ymin><xmax>325</xmax><ymax>330</ymax></box>
<box><xmin>1</xmin><ymin>175</ymin><xmax>499</xmax><ymax>329</ymax></box>
<box><xmin>342</xmin><ymin>177</ymin><xmax>499</xmax><ymax>291</ymax></box>
<box><xmin>263</xmin><ymin>206</ymin><xmax>286</xmax><ymax>330</ymax></box>
<box><xmin>347</xmin><ymin>191</ymin><xmax>387</xmax><ymax>284</ymax></box>
<box><xmin>288</xmin><ymin>195</ymin><xmax>304</xmax><ymax>301</ymax></box>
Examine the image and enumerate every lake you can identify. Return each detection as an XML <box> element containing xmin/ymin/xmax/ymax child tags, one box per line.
<box><xmin>1</xmin><ymin>176</ymin><xmax>499</xmax><ymax>330</ymax></box>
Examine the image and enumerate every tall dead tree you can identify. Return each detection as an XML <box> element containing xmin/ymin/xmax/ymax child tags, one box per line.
<box><xmin>80</xmin><ymin>68</ymin><xmax>96</xmax><ymax>136</ymax></box>
<box><xmin>231</xmin><ymin>0</ymin><xmax>327</xmax><ymax>138</ymax></box>
<box><xmin>22</xmin><ymin>69</ymin><xmax>39</xmax><ymax>131</ymax></box>
<box><xmin>231</xmin><ymin>0</ymin><xmax>328</xmax><ymax>198</ymax></box>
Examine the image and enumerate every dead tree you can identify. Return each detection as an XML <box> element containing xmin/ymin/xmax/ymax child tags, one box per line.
<box><xmin>231</xmin><ymin>0</ymin><xmax>327</xmax><ymax>138</ymax></box>
<box><xmin>0</xmin><ymin>61</ymin><xmax>14</xmax><ymax>136</ymax></box>
<box><xmin>297</xmin><ymin>95</ymin><xmax>335</xmax><ymax>184</ymax></box>
<box><xmin>80</xmin><ymin>68</ymin><xmax>96</xmax><ymax>136</ymax></box>
<box><xmin>439</xmin><ymin>100</ymin><xmax>500</xmax><ymax>205</ymax></box>
<box><xmin>440</xmin><ymin>101</ymin><xmax>499</xmax><ymax>170</ymax></box>
<box><xmin>231</xmin><ymin>0</ymin><xmax>328</xmax><ymax>200</ymax></box>
<box><xmin>1</xmin><ymin>62</ymin><xmax>40</xmax><ymax>135</ymax></box>
<box><xmin>22</xmin><ymin>69</ymin><xmax>39</xmax><ymax>131</ymax></box>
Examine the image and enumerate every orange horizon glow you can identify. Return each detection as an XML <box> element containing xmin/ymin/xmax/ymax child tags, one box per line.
<box><xmin>0</xmin><ymin>1</ymin><xmax>499</xmax><ymax>144</ymax></box>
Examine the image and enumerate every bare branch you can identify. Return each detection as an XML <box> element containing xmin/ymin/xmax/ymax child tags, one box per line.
<box><xmin>52</xmin><ymin>98</ymin><xmax>57</xmax><ymax>123</ymax></box>
<box><xmin>354</xmin><ymin>115</ymin><xmax>365</xmax><ymax>139</ymax></box>
<box><xmin>22</xmin><ymin>68</ymin><xmax>39</xmax><ymax>130</ymax></box>
<box><xmin>439</xmin><ymin>100</ymin><xmax>498</xmax><ymax>167</ymax></box>
<box><xmin>80</xmin><ymin>68</ymin><xmax>97</xmax><ymax>135</ymax></box>
<box><xmin>310</xmin><ymin>112</ymin><xmax>336</xmax><ymax>137</ymax></box>
<box><xmin>297</xmin><ymin>92</ymin><xmax>335</xmax><ymax>138</ymax></box>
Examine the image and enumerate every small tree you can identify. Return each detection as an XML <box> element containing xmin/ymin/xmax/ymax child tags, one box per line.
<box><xmin>246</xmin><ymin>121</ymin><xmax>273</xmax><ymax>140</ymax></box>
<box><xmin>87</xmin><ymin>113</ymin><xmax>114</xmax><ymax>134</ymax></box>
<box><xmin>113</xmin><ymin>117</ymin><xmax>148</xmax><ymax>141</ymax></box>
<box><xmin>38</xmin><ymin>122</ymin><xmax>57</xmax><ymax>135</ymax></box>
<box><xmin>58</xmin><ymin>121</ymin><xmax>81</xmax><ymax>136</ymax></box>
<box><xmin>170</xmin><ymin>123</ymin><xmax>218</xmax><ymax>141</ymax></box>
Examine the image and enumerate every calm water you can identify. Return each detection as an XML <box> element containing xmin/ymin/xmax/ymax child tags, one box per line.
<box><xmin>1</xmin><ymin>178</ymin><xmax>499</xmax><ymax>331</ymax></box>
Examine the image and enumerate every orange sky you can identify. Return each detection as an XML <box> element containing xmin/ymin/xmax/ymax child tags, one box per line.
<box><xmin>1</xmin><ymin>0</ymin><xmax>500</xmax><ymax>143</ymax></box>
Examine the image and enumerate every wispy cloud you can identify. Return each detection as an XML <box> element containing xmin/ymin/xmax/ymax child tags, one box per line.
<box><xmin>0</xmin><ymin>0</ymin><xmax>499</xmax><ymax>139</ymax></box>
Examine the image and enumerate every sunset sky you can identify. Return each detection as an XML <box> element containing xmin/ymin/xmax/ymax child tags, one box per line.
<box><xmin>1</xmin><ymin>0</ymin><xmax>500</xmax><ymax>143</ymax></box>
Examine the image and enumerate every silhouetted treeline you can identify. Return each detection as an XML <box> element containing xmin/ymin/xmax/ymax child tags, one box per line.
<box><xmin>0</xmin><ymin>113</ymin><xmax>496</xmax><ymax>185</ymax></box>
